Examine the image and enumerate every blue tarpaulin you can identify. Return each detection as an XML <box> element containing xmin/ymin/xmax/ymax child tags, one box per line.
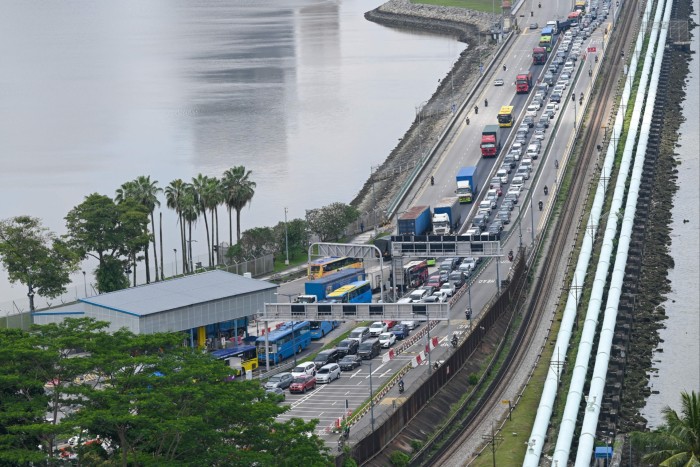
<box><xmin>595</xmin><ymin>446</ymin><xmax>613</xmax><ymax>459</ymax></box>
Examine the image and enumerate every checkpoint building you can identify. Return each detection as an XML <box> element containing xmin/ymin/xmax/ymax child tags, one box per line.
<box><xmin>33</xmin><ymin>270</ymin><xmax>277</xmax><ymax>347</ymax></box>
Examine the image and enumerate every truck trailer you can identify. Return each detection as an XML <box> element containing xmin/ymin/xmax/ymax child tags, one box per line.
<box><xmin>480</xmin><ymin>125</ymin><xmax>501</xmax><ymax>157</ymax></box>
<box><xmin>432</xmin><ymin>197</ymin><xmax>461</xmax><ymax>235</ymax></box>
<box><xmin>532</xmin><ymin>46</ymin><xmax>548</xmax><ymax>65</ymax></box>
<box><xmin>456</xmin><ymin>166</ymin><xmax>478</xmax><ymax>204</ymax></box>
<box><xmin>397</xmin><ymin>205</ymin><xmax>431</xmax><ymax>235</ymax></box>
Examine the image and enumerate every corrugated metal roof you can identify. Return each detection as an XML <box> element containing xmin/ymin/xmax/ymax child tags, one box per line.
<box><xmin>79</xmin><ymin>270</ymin><xmax>275</xmax><ymax>316</ymax></box>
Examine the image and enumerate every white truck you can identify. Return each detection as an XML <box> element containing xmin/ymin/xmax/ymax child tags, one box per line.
<box><xmin>432</xmin><ymin>197</ymin><xmax>461</xmax><ymax>235</ymax></box>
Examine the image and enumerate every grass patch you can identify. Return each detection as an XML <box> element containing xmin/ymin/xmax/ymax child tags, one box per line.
<box><xmin>411</xmin><ymin>0</ymin><xmax>500</xmax><ymax>14</ymax></box>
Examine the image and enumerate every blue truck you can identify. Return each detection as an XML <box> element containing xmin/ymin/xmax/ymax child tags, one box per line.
<box><xmin>456</xmin><ymin>166</ymin><xmax>478</xmax><ymax>204</ymax></box>
<box><xmin>432</xmin><ymin>197</ymin><xmax>461</xmax><ymax>235</ymax></box>
<box><xmin>303</xmin><ymin>267</ymin><xmax>365</xmax><ymax>301</ymax></box>
<box><xmin>398</xmin><ymin>205</ymin><xmax>431</xmax><ymax>235</ymax></box>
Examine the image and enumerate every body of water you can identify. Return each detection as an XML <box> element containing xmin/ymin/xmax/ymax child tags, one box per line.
<box><xmin>640</xmin><ymin>0</ymin><xmax>700</xmax><ymax>427</ymax></box>
<box><xmin>0</xmin><ymin>0</ymin><xmax>465</xmax><ymax>308</ymax></box>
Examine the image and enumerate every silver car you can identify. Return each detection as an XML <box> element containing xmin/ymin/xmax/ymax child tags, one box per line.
<box><xmin>316</xmin><ymin>363</ymin><xmax>341</xmax><ymax>384</ymax></box>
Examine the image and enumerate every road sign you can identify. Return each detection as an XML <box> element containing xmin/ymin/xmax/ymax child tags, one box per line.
<box><xmin>587</xmin><ymin>46</ymin><xmax>597</xmax><ymax>52</ymax></box>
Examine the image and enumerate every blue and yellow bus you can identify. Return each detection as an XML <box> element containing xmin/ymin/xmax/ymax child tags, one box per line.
<box><xmin>211</xmin><ymin>345</ymin><xmax>258</xmax><ymax>374</ymax></box>
<box><xmin>308</xmin><ymin>256</ymin><xmax>363</xmax><ymax>280</ymax></box>
<box><xmin>325</xmin><ymin>280</ymin><xmax>372</xmax><ymax>303</ymax></box>
<box><xmin>256</xmin><ymin>321</ymin><xmax>311</xmax><ymax>364</ymax></box>
<box><xmin>304</xmin><ymin>267</ymin><xmax>366</xmax><ymax>300</ymax></box>
<box><xmin>309</xmin><ymin>321</ymin><xmax>340</xmax><ymax>339</ymax></box>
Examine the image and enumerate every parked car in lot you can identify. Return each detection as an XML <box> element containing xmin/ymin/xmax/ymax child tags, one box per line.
<box><xmin>291</xmin><ymin>362</ymin><xmax>316</xmax><ymax>378</ymax></box>
<box><xmin>339</xmin><ymin>354</ymin><xmax>363</xmax><ymax>371</ymax></box>
<box><xmin>313</xmin><ymin>349</ymin><xmax>341</xmax><ymax>369</ymax></box>
<box><xmin>369</xmin><ymin>321</ymin><xmax>388</xmax><ymax>337</ymax></box>
<box><xmin>316</xmin><ymin>363</ymin><xmax>341</xmax><ymax>383</ymax></box>
<box><xmin>391</xmin><ymin>324</ymin><xmax>410</xmax><ymax>340</ymax></box>
<box><xmin>336</xmin><ymin>339</ymin><xmax>359</xmax><ymax>357</ymax></box>
<box><xmin>265</xmin><ymin>372</ymin><xmax>294</xmax><ymax>390</ymax></box>
<box><xmin>378</xmin><ymin>332</ymin><xmax>396</xmax><ymax>348</ymax></box>
<box><xmin>289</xmin><ymin>374</ymin><xmax>317</xmax><ymax>393</ymax></box>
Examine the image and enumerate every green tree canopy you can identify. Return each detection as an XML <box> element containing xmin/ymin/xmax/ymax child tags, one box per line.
<box><xmin>306</xmin><ymin>202</ymin><xmax>359</xmax><ymax>242</ymax></box>
<box><xmin>631</xmin><ymin>390</ymin><xmax>700</xmax><ymax>466</ymax></box>
<box><xmin>0</xmin><ymin>319</ymin><xmax>334</xmax><ymax>466</ymax></box>
<box><xmin>64</xmin><ymin>194</ymin><xmax>150</xmax><ymax>293</ymax></box>
<box><xmin>0</xmin><ymin>216</ymin><xmax>79</xmax><ymax>310</ymax></box>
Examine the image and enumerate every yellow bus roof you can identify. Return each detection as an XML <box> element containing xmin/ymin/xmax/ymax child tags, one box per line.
<box><xmin>498</xmin><ymin>105</ymin><xmax>514</xmax><ymax>114</ymax></box>
<box><xmin>326</xmin><ymin>280</ymin><xmax>370</xmax><ymax>296</ymax></box>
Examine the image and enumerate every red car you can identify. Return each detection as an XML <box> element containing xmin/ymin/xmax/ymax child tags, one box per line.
<box><xmin>383</xmin><ymin>320</ymin><xmax>398</xmax><ymax>329</ymax></box>
<box><xmin>289</xmin><ymin>375</ymin><xmax>317</xmax><ymax>394</ymax></box>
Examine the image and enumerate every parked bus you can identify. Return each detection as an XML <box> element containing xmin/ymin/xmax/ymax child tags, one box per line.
<box><xmin>304</xmin><ymin>267</ymin><xmax>366</xmax><ymax>301</ymax></box>
<box><xmin>256</xmin><ymin>321</ymin><xmax>311</xmax><ymax>365</ymax></box>
<box><xmin>210</xmin><ymin>345</ymin><xmax>258</xmax><ymax>375</ymax></box>
<box><xmin>309</xmin><ymin>321</ymin><xmax>340</xmax><ymax>339</ymax></box>
<box><xmin>497</xmin><ymin>105</ymin><xmax>515</xmax><ymax>127</ymax></box>
<box><xmin>325</xmin><ymin>280</ymin><xmax>372</xmax><ymax>303</ymax></box>
<box><xmin>308</xmin><ymin>256</ymin><xmax>363</xmax><ymax>280</ymax></box>
<box><xmin>403</xmin><ymin>260</ymin><xmax>429</xmax><ymax>288</ymax></box>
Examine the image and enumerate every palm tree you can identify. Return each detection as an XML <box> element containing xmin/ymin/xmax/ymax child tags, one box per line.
<box><xmin>165</xmin><ymin>179</ymin><xmax>189</xmax><ymax>273</ymax></box>
<box><xmin>221</xmin><ymin>166</ymin><xmax>257</xmax><ymax>245</ymax></box>
<box><xmin>181</xmin><ymin>187</ymin><xmax>199</xmax><ymax>272</ymax></box>
<box><xmin>631</xmin><ymin>390</ymin><xmax>700</xmax><ymax>466</ymax></box>
<box><xmin>116</xmin><ymin>176</ymin><xmax>162</xmax><ymax>283</ymax></box>
<box><xmin>191</xmin><ymin>174</ymin><xmax>214</xmax><ymax>268</ymax></box>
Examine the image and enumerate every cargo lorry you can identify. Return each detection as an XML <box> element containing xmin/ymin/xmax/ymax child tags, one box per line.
<box><xmin>398</xmin><ymin>205</ymin><xmax>431</xmax><ymax>235</ymax></box>
<box><xmin>480</xmin><ymin>125</ymin><xmax>501</xmax><ymax>157</ymax></box>
<box><xmin>456</xmin><ymin>166</ymin><xmax>478</xmax><ymax>204</ymax></box>
<box><xmin>516</xmin><ymin>71</ymin><xmax>533</xmax><ymax>94</ymax></box>
<box><xmin>432</xmin><ymin>197</ymin><xmax>460</xmax><ymax>235</ymax></box>
<box><xmin>532</xmin><ymin>46</ymin><xmax>548</xmax><ymax>65</ymax></box>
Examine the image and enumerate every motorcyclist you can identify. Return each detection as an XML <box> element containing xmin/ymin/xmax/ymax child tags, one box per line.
<box><xmin>474</xmin><ymin>105</ymin><xmax>479</xmax><ymax>114</ymax></box>
<box><xmin>430</xmin><ymin>175</ymin><xmax>435</xmax><ymax>186</ymax></box>
<box><xmin>451</xmin><ymin>334</ymin><xmax>458</xmax><ymax>347</ymax></box>
<box><xmin>555</xmin><ymin>159</ymin><xmax>559</xmax><ymax>169</ymax></box>
<box><xmin>539</xmin><ymin>200</ymin><xmax>544</xmax><ymax>211</ymax></box>
<box><xmin>508</xmin><ymin>250</ymin><xmax>514</xmax><ymax>261</ymax></box>
<box><xmin>466</xmin><ymin>116</ymin><xmax>470</xmax><ymax>125</ymax></box>
<box><xmin>398</xmin><ymin>379</ymin><xmax>405</xmax><ymax>393</ymax></box>
<box><xmin>544</xmin><ymin>185</ymin><xmax>549</xmax><ymax>196</ymax></box>
<box><xmin>503</xmin><ymin>64</ymin><xmax>507</xmax><ymax>71</ymax></box>
<box><xmin>484</xmin><ymin>98</ymin><xmax>489</xmax><ymax>107</ymax></box>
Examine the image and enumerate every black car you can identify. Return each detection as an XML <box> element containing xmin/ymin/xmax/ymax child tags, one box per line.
<box><xmin>497</xmin><ymin>210</ymin><xmax>511</xmax><ymax>224</ymax></box>
<box><xmin>501</xmin><ymin>199</ymin><xmax>515</xmax><ymax>211</ymax></box>
<box><xmin>313</xmin><ymin>349</ymin><xmax>341</xmax><ymax>369</ymax></box>
<box><xmin>339</xmin><ymin>354</ymin><xmax>362</xmax><ymax>371</ymax></box>
<box><xmin>550</xmin><ymin>92</ymin><xmax>562</xmax><ymax>103</ymax></box>
<box><xmin>503</xmin><ymin>154</ymin><xmax>517</xmax><ymax>169</ymax></box>
<box><xmin>336</xmin><ymin>339</ymin><xmax>359</xmax><ymax>357</ymax></box>
<box><xmin>504</xmin><ymin>192</ymin><xmax>518</xmax><ymax>205</ymax></box>
<box><xmin>523</xmin><ymin>115</ymin><xmax>535</xmax><ymax>128</ymax></box>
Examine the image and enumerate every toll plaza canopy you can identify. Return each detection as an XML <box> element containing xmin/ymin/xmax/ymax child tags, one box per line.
<box><xmin>33</xmin><ymin>270</ymin><xmax>277</xmax><ymax>335</ymax></box>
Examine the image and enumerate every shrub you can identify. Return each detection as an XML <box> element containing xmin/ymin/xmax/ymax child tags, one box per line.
<box><xmin>390</xmin><ymin>450</ymin><xmax>410</xmax><ymax>466</ymax></box>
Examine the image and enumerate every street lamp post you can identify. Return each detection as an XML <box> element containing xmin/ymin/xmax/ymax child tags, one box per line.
<box><xmin>369</xmin><ymin>361</ymin><xmax>375</xmax><ymax>432</ymax></box>
<box><xmin>426</xmin><ymin>309</ymin><xmax>432</xmax><ymax>372</ymax></box>
<box><xmin>516</xmin><ymin>205</ymin><xmax>524</xmax><ymax>249</ymax></box>
<box><xmin>82</xmin><ymin>271</ymin><xmax>87</xmax><ymax>298</ymax></box>
<box><xmin>173</xmin><ymin>249</ymin><xmax>178</xmax><ymax>276</ymax></box>
<box><xmin>284</xmin><ymin>207</ymin><xmax>290</xmax><ymax>266</ymax></box>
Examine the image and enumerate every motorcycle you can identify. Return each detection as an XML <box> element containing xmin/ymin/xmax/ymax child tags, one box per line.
<box><xmin>544</xmin><ymin>185</ymin><xmax>549</xmax><ymax>196</ymax></box>
<box><xmin>508</xmin><ymin>250</ymin><xmax>514</xmax><ymax>262</ymax></box>
<box><xmin>538</xmin><ymin>200</ymin><xmax>544</xmax><ymax>211</ymax></box>
<box><xmin>466</xmin><ymin>116</ymin><xmax>470</xmax><ymax>125</ymax></box>
<box><xmin>484</xmin><ymin>98</ymin><xmax>489</xmax><ymax>108</ymax></box>
<box><xmin>451</xmin><ymin>335</ymin><xmax>458</xmax><ymax>348</ymax></box>
<box><xmin>398</xmin><ymin>380</ymin><xmax>405</xmax><ymax>394</ymax></box>
<box><xmin>430</xmin><ymin>175</ymin><xmax>435</xmax><ymax>186</ymax></box>
<box><xmin>474</xmin><ymin>105</ymin><xmax>479</xmax><ymax>114</ymax></box>
<box><xmin>503</xmin><ymin>64</ymin><xmax>507</xmax><ymax>71</ymax></box>
<box><xmin>555</xmin><ymin>159</ymin><xmax>559</xmax><ymax>169</ymax></box>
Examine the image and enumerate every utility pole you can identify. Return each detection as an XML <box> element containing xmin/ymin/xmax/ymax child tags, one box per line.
<box><xmin>481</xmin><ymin>422</ymin><xmax>504</xmax><ymax>467</ymax></box>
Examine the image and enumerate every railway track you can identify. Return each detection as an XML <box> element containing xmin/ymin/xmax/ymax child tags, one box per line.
<box><xmin>430</xmin><ymin>2</ymin><xmax>642</xmax><ymax>464</ymax></box>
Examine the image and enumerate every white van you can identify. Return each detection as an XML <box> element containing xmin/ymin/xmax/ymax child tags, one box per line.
<box><xmin>348</xmin><ymin>327</ymin><xmax>370</xmax><ymax>344</ymax></box>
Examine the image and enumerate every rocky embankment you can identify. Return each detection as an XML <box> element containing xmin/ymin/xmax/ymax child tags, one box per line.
<box><xmin>350</xmin><ymin>1</ymin><xmax>498</xmax><ymax>224</ymax></box>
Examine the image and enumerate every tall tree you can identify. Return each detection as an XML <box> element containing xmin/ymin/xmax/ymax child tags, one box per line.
<box><xmin>0</xmin><ymin>216</ymin><xmax>79</xmax><ymax>311</ymax></box>
<box><xmin>222</xmin><ymin>166</ymin><xmax>257</xmax><ymax>245</ymax></box>
<box><xmin>180</xmin><ymin>186</ymin><xmax>199</xmax><ymax>272</ymax></box>
<box><xmin>631</xmin><ymin>391</ymin><xmax>700</xmax><ymax>466</ymax></box>
<box><xmin>165</xmin><ymin>179</ymin><xmax>189</xmax><ymax>273</ymax></box>
<box><xmin>191</xmin><ymin>174</ymin><xmax>213</xmax><ymax>267</ymax></box>
<box><xmin>306</xmin><ymin>202</ymin><xmax>360</xmax><ymax>242</ymax></box>
<box><xmin>115</xmin><ymin>176</ymin><xmax>162</xmax><ymax>284</ymax></box>
<box><xmin>64</xmin><ymin>193</ymin><xmax>150</xmax><ymax>293</ymax></box>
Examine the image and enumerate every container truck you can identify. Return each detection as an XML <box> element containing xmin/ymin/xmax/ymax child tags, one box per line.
<box><xmin>480</xmin><ymin>125</ymin><xmax>501</xmax><ymax>157</ymax></box>
<box><xmin>456</xmin><ymin>166</ymin><xmax>478</xmax><ymax>204</ymax></box>
<box><xmin>546</xmin><ymin>20</ymin><xmax>559</xmax><ymax>34</ymax></box>
<box><xmin>397</xmin><ymin>205</ymin><xmax>431</xmax><ymax>235</ymax></box>
<box><xmin>532</xmin><ymin>46</ymin><xmax>548</xmax><ymax>65</ymax></box>
<box><xmin>432</xmin><ymin>197</ymin><xmax>460</xmax><ymax>235</ymax></box>
<box><xmin>516</xmin><ymin>71</ymin><xmax>533</xmax><ymax>94</ymax></box>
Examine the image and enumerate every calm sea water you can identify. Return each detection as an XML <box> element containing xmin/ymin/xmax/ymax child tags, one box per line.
<box><xmin>0</xmin><ymin>0</ymin><xmax>465</xmax><ymax>308</ymax></box>
<box><xmin>640</xmin><ymin>0</ymin><xmax>700</xmax><ymax>427</ymax></box>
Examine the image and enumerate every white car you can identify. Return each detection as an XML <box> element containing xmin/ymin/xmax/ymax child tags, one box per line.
<box><xmin>369</xmin><ymin>321</ymin><xmax>388</xmax><ymax>336</ymax></box>
<box><xmin>511</xmin><ymin>176</ymin><xmax>525</xmax><ymax>189</ymax></box>
<box><xmin>378</xmin><ymin>332</ymin><xmax>396</xmax><ymax>348</ymax></box>
<box><xmin>440</xmin><ymin>282</ymin><xmax>456</xmax><ymax>297</ymax></box>
<box><xmin>430</xmin><ymin>291</ymin><xmax>448</xmax><ymax>302</ymax></box>
<box><xmin>316</xmin><ymin>363</ymin><xmax>341</xmax><ymax>383</ymax></box>
<box><xmin>515</xmin><ymin>167</ymin><xmax>530</xmax><ymax>180</ymax></box>
<box><xmin>496</xmin><ymin>168</ymin><xmax>509</xmax><ymax>184</ymax></box>
<box><xmin>545</xmin><ymin>102</ymin><xmax>559</xmax><ymax>114</ymax></box>
<box><xmin>526</xmin><ymin>104</ymin><xmax>540</xmax><ymax>117</ymax></box>
<box><xmin>494</xmin><ymin>78</ymin><xmax>505</xmax><ymax>86</ymax></box>
<box><xmin>401</xmin><ymin>320</ymin><xmax>418</xmax><ymax>330</ymax></box>
<box><xmin>291</xmin><ymin>362</ymin><xmax>317</xmax><ymax>378</ymax></box>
